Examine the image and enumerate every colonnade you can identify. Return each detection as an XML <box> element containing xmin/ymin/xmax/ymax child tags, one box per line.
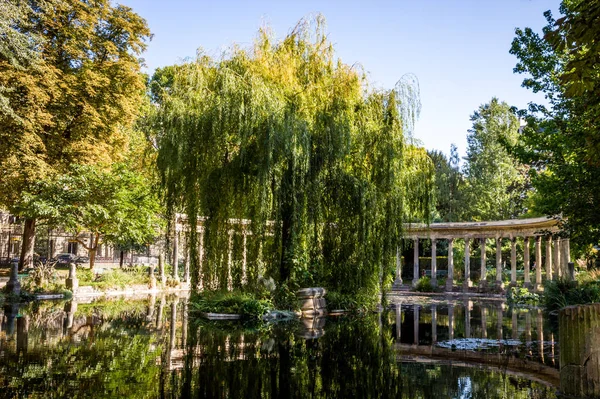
<box><xmin>397</xmin><ymin>235</ymin><xmax>571</xmax><ymax>291</ymax></box>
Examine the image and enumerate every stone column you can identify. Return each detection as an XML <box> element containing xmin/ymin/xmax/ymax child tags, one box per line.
<box><xmin>524</xmin><ymin>237</ymin><xmax>531</xmax><ymax>288</ymax></box>
<box><xmin>413</xmin><ymin>304</ymin><xmax>419</xmax><ymax>345</ymax></box>
<box><xmin>561</xmin><ymin>238</ymin><xmax>571</xmax><ymax>280</ymax></box>
<box><xmin>394</xmin><ymin>245</ymin><xmax>403</xmax><ymax>287</ymax></box>
<box><xmin>510</xmin><ymin>237</ymin><xmax>517</xmax><ymax>286</ymax></box>
<box><xmin>431</xmin><ymin>238</ymin><xmax>437</xmax><ymax>287</ymax></box>
<box><xmin>173</xmin><ymin>230</ymin><xmax>180</xmax><ymax>283</ymax></box>
<box><xmin>495</xmin><ymin>237</ymin><xmax>503</xmax><ymax>288</ymax></box>
<box><xmin>559</xmin><ymin>304</ymin><xmax>600</xmax><ymax>398</ymax></box>
<box><xmin>480</xmin><ymin>237</ymin><xmax>487</xmax><ymax>286</ymax></box>
<box><xmin>396</xmin><ymin>303</ymin><xmax>402</xmax><ymax>342</ymax></box>
<box><xmin>412</xmin><ymin>238</ymin><xmax>419</xmax><ymax>287</ymax></box>
<box><xmin>446</xmin><ymin>238</ymin><xmax>454</xmax><ymax>291</ymax></box>
<box><xmin>463</xmin><ymin>238</ymin><xmax>471</xmax><ymax>291</ymax></box>
<box><xmin>535</xmin><ymin>236</ymin><xmax>542</xmax><ymax>291</ymax></box>
<box><xmin>554</xmin><ymin>237</ymin><xmax>562</xmax><ymax>279</ymax></box>
<box><xmin>66</xmin><ymin>262</ymin><xmax>78</xmax><ymax>293</ymax></box>
<box><xmin>227</xmin><ymin>230</ymin><xmax>234</xmax><ymax>291</ymax></box>
<box><xmin>481</xmin><ymin>307</ymin><xmax>488</xmax><ymax>338</ymax></box>
<box><xmin>431</xmin><ymin>305</ymin><xmax>437</xmax><ymax>344</ymax></box>
<box><xmin>158</xmin><ymin>253</ymin><xmax>166</xmax><ymax>285</ymax></box>
<box><xmin>6</xmin><ymin>259</ymin><xmax>21</xmax><ymax>295</ymax></box>
<box><xmin>241</xmin><ymin>232</ymin><xmax>247</xmax><ymax>285</ymax></box>
<box><xmin>545</xmin><ymin>236</ymin><xmax>553</xmax><ymax>281</ymax></box>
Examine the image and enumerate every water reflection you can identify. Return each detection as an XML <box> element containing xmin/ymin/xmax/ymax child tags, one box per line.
<box><xmin>0</xmin><ymin>296</ymin><xmax>559</xmax><ymax>398</ymax></box>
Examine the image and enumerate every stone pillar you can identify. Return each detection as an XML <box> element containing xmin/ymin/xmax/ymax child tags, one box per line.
<box><xmin>480</xmin><ymin>237</ymin><xmax>487</xmax><ymax>286</ymax></box>
<box><xmin>394</xmin><ymin>245</ymin><xmax>403</xmax><ymax>287</ymax></box>
<box><xmin>546</xmin><ymin>236</ymin><xmax>553</xmax><ymax>281</ymax></box>
<box><xmin>495</xmin><ymin>237</ymin><xmax>503</xmax><ymax>289</ymax></box>
<box><xmin>158</xmin><ymin>253</ymin><xmax>166</xmax><ymax>285</ymax></box>
<box><xmin>66</xmin><ymin>262</ymin><xmax>78</xmax><ymax>292</ymax></box>
<box><xmin>431</xmin><ymin>239</ymin><xmax>437</xmax><ymax>287</ymax></box>
<box><xmin>227</xmin><ymin>230</ymin><xmax>233</xmax><ymax>291</ymax></box>
<box><xmin>510</xmin><ymin>237</ymin><xmax>517</xmax><ymax>286</ymax></box>
<box><xmin>413</xmin><ymin>304</ymin><xmax>419</xmax><ymax>345</ymax></box>
<box><xmin>554</xmin><ymin>237</ymin><xmax>562</xmax><ymax>279</ymax></box>
<box><xmin>241</xmin><ymin>232</ymin><xmax>247</xmax><ymax>285</ymax></box>
<box><xmin>524</xmin><ymin>237</ymin><xmax>531</xmax><ymax>288</ymax></box>
<box><xmin>561</xmin><ymin>238</ymin><xmax>571</xmax><ymax>280</ymax></box>
<box><xmin>396</xmin><ymin>302</ymin><xmax>402</xmax><ymax>342</ymax></box>
<box><xmin>412</xmin><ymin>238</ymin><xmax>419</xmax><ymax>287</ymax></box>
<box><xmin>446</xmin><ymin>238</ymin><xmax>454</xmax><ymax>292</ymax></box>
<box><xmin>559</xmin><ymin>304</ymin><xmax>600</xmax><ymax>398</ymax></box>
<box><xmin>481</xmin><ymin>306</ymin><xmax>488</xmax><ymax>338</ymax></box>
<box><xmin>463</xmin><ymin>238</ymin><xmax>471</xmax><ymax>291</ymax></box>
<box><xmin>148</xmin><ymin>261</ymin><xmax>156</xmax><ymax>289</ymax></box>
<box><xmin>184</xmin><ymin>250</ymin><xmax>190</xmax><ymax>284</ymax></box>
<box><xmin>6</xmin><ymin>259</ymin><xmax>21</xmax><ymax>295</ymax></box>
<box><xmin>173</xmin><ymin>231</ymin><xmax>180</xmax><ymax>283</ymax></box>
<box><xmin>431</xmin><ymin>305</ymin><xmax>437</xmax><ymax>344</ymax></box>
<box><xmin>535</xmin><ymin>236</ymin><xmax>542</xmax><ymax>291</ymax></box>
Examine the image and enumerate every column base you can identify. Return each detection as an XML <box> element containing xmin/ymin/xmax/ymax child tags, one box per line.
<box><xmin>431</xmin><ymin>278</ymin><xmax>438</xmax><ymax>288</ymax></box>
<box><xmin>533</xmin><ymin>283</ymin><xmax>543</xmax><ymax>292</ymax></box>
<box><xmin>463</xmin><ymin>280</ymin><xmax>472</xmax><ymax>292</ymax></box>
<box><xmin>508</xmin><ymin>281</ymin><xmax>518</xmax><ymax>288</ymax></box>
<box><xmin>445</xmin><ymin>281</ymin><xmax>454</xmax><ymax>292</ymax></box>
<box><xmin>392</xmin><ymin>278</ymin><xmax>403</xmax><ymax>289</ymax></box>
<box><xmin>523</xmin><ymin>282</ymin><xmax>532</xmax><ymax>289</ymax></box>
<box><xmin>495</xmin><ymin>281</ymin><xmax>505</xmax><ymax>290</ymax></box>
<box><xmin>412</xmin><ymin>278</ymin><xmax>419</xmax><ymax>287</ymax></box>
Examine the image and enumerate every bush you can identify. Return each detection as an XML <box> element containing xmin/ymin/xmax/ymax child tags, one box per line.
<box><xmin>507</xmin><ymin>287</ymin><xmax>540</xmax><ymax>306</ymax></box>
<box><xmin>414</xmin><ymin>276</ymin><xmax>435</xmax><ymax>293</ymax></box>
<box><xmin>543</xmin><ymin>278</ymin><xmax>600</xmax><ymax>312</ymax></box>
<box><xmin>190</xmin><ymin>291</ymin><xmax>272</xmax><ymax>320</ymax></box>
<box><xmin>78</xmin><ymin>266</ymin><xmax>149</xmax><ymax>290</ymax></box>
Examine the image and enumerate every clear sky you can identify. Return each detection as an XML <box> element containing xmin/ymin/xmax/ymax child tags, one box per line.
<box><xmin>118</xmin><ymin>0</ymin><xmax>559</xmax><ymax>159</ymax></box>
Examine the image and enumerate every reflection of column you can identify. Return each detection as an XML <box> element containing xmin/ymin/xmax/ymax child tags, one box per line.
<box><xmin>446</xmin><ymin>238</ymin><xmax>454</xmax><ymax>292</ymax></box>
<box><xmin>526</xmin><ymin>311</ymin><xmax>532</xmax><ymax>355</ymax></box>
<box><xmin>64</xmin><ymin>301</ymin><xmax>77</xmax><ymax>336</ymax></box>
<box><xmin>481</xmin><ymin>307</ymin><xmax>488</xmax><ymax>338</ymax></box>
<box><xmin>3</xmin><ymin>304</ymin><xmax>18</xmax><ymax>336</ymax></box>
<box><xmin>396</xmin><ymin>303</ymin><xmax>402</xmax><ymax>343</ymax></box>
<box><xmin>17</xmin><ymin>315</ymin><xmax>29</xmax><ymax>355</ymax></box>
<box><xmin>198</xmin><ymin>229</ymin><xmax>204</xmax><ymax>290</ymax></box>
<box><xmin>413</xmin><ymin>304</ymin><xmax>419</xmax><ymax>345</ymax></box>
<box><xmin>511</xmin><ymin>310</ymin><xmax>518</xmax><ymax>340</ymax></box>
<box><xmin>537</xmin><ymin>309</ymin><xmax>544</xmax><ymax>363</ymax></box>
<box><xmin>545</xmin><ymin>237</ymin><xmax>553</xmax><ymax>281</ymax></box>
<box><xmin>510</xmin><ymin>237</ymin><xmax>517</xmax><ymax>285</ymax></box>
<box><xmin>431</xmin><ymin>239</ymin><xmax>437</xmax><ymax>287</ymax></box>
<box><xmin>157</xmin><ymin>296</ymin><xmax>165</xmax><ymax>330</ymax></box>
<box><xmin>431</xmin><ymin>305</ymin><xmax>437</xmax><ymax>344</ymax></box>
<box><xmin>495</xmin><ymin>237</ymin><xmax>503</xmax><ymax>288</ymax></box>
<box><xmin>554</xmin><ymin>237</ymin><xmax>562</xmax><ymax>279</ymax></box>
<box><xmin>496</xmin><ymin>304</ymin><xmax>503</xmax><ymax>340</ymax></box>
<box><xmin>170</xmin><ymin>299</ymin><xmax>178</xmax><ymax>349</ymax></box>
<box><xmin>480</xmin><ymin>237</ymin><xmax>487</xmax><ymax>286</ymax></box>
<box><xmin>147</xmin><ymin>294</ymin><xmax>156</xmax><ymax>325</ymax></box>
<box><xmin>551</xmin><ymin>333</ymin><xmax>555</xmax><ymax>367</ymax></box>
<box><xmin>535</xmin><ymin>236</ymin><xmax>542</xmax><ymax>290</ymax></box>
<box><xmin>182</xmin><ymin>301</ymin><xmax>188</xmax><ymax>347</ymax></box>
<box><xmin>465</xmin><ymin>300</ymin><xmax>471</xmax><ymax>338</ymax></box>
<box><xmin>448</xmin><ymin>304</ymin><xmax>455</xmax><ymax>341</ymax></box>
<box><xmin>412</xmin><ymin>238</ymin><xmax>419</xmax><ymax>287</ymax></box>
<box><xmin>463</xmin><ymin>238</ymin><xmax>471</xmax><ymax>290</ymax></box>
<box><xmin>184</xmin><ymin>249</ymin><xmax>190</xmax><ymax>284</ymax></box>
<box><xmin>524</xmin><ymin>237</ymin><xmax>531</xmax><ymax>288</ymax></box>
<box><xmin>394</xmin><ymin>245</ymin><xmax>403</xmax><ymax>287</ymax></box>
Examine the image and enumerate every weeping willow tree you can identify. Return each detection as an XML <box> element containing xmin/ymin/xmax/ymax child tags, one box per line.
<box><xmin>152</xmin><ymin>16</ymin><xmax>433</xmax><ymax>302</ymax></box>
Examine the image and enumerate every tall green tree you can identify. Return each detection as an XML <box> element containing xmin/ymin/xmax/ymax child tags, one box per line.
<box><xmin>428</xmin><ymin>144</ymin><xmax>465</xmax><ymax>222</ymax></box>
<box><xmin>462</xmin><ymin>98</ymin><xmax>529</xmax><ymax>221</ymax></box>
<box><xmin>0</xmin><ymin>0</ymin><xmax>151</xmax><ymax>270</ymax></box>
<box><xmin>151</xmin><ymin>17</ymin><xmax>433</xmax><ymax>302</ymax></box>
<box><xmin>510</xmin><ymin>0</ymin><xmax>600</xmax><ymax>248</ymax></box>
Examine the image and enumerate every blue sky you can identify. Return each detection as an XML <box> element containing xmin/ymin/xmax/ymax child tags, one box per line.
<box><xmin>119</xmin><ymin>0</ymin><xmax>559</xmax><ymax>160</ymax></box>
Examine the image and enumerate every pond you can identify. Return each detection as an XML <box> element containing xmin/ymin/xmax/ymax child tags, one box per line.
<box><xmin>0</xmin><ymin>295</ymin><xmax>559</xmax><ymax>398</ymax></box>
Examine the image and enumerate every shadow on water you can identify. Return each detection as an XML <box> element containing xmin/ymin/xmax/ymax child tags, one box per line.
<box><xmin>0</xmin><ymin>295</ymin><xmax>574</xmax><ymax>398</ymax></box>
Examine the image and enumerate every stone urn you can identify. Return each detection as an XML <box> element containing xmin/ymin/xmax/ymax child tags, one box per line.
<box><xmin>297</xmin><ymin>287</ymin><xmax>327</xmax><ymax>318</ymax></box>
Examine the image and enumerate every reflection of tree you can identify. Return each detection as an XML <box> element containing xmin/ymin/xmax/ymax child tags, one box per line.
<box><xmin>0</xmin><ymin>310</ymin><xmax>162</xmax><ymax>398</ymax></box>
<box><xmin>170</xmin><ymin>313</ymin><xmax>556</xmax><ymax>398</ymax></box>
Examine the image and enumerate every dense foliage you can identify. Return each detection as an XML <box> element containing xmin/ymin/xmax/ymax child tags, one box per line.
<box><xmin>152</xmin><ymin>17</ymin><xmax>434</xmax><ymax>303</ymax></box>
<box><xmin>0</xmin><ymin>0</ymin><xmax>151</xmax><ymax>270</ymax></box>
<box><xmin>510</xmin><ymin>0</ymin><xmax>600</xmax><ymax>249</ymax></box>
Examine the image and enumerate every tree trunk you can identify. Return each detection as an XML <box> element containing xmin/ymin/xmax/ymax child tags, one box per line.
<box><xmin>88</xmin><ymin>233</ymin><xmax>100</xmax><ymax>274</ymax></box>
<box><xmin>119</xmin><ymin>250</ymin><xmax>124</xmax><ymax>268</ymax></box>
<box><xmin>19</xmin><ymin>218</ymin><xmax>36</xmax><ymax>272</ymax></box>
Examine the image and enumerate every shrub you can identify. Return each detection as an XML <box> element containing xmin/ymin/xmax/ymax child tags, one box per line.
<box><xmin>507</xmin><ymin>286</ymin><xmax>540</xmax><ymax>306</ymax></box>
<box><xmin>190</xmin><ymin>291</ymin><xmax>272</xmax><ymax>320</ymax></box>
<box><xmin>414</xmin><ymin>276</ymin><xmax>434</xmax><ymax>292</ymax></box>
<box><xmin>543</xmin><ymin>278</ymin><xmax>600</xmax><ymax>312</ymax></box>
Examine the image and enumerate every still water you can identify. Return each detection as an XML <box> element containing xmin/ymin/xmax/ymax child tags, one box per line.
<box><xmin>0</xmin><ymin>295</ymin><xmax>558</xmax><ymax>398</ymax></box>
